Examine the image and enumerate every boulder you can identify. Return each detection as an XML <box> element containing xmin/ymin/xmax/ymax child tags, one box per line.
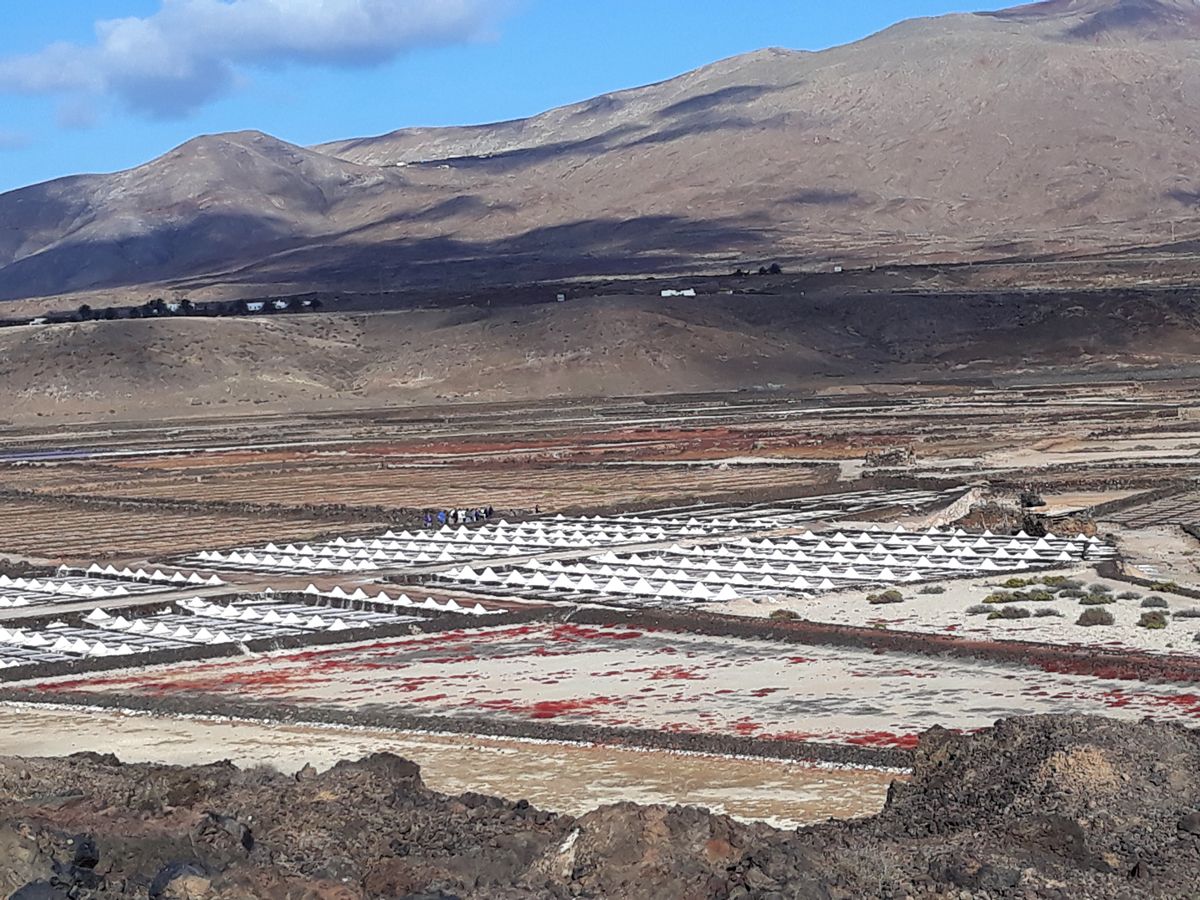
<box><xmin>149</xmin><ymin>861</ymin><xmax>213</xmax><ymax>900</ymax></box>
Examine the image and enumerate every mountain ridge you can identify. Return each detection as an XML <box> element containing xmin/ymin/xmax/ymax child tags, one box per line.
<box><xmin>2</xmin><ymin>0</ymin><xmax>1200</xmax><ymax>303</ymax></box>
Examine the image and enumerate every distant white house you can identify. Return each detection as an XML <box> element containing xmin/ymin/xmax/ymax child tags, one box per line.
<box><xmin>661</xmin><ymin>288</ymin><xmax>697</xmax><ymax>298</ymax></box>
<box><xmin>245</xmin><ymin>299</ymin><xmax>301</xmax><ymax>313</ymax></box>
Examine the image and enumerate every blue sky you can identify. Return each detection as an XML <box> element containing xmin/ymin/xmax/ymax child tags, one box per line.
<box><xmin>0</xmin><ymin>1</ymin><xmax>987</xmax><ymax>193</ymax></box>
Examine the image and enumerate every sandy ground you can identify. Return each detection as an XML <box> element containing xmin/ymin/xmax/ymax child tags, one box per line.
<box><xmin>0</xmin><ymin>704</ymin><xmax>894</xmax><ymax>829</ymax></box>
<box><xmin>1108</xmin><ymin>524</ymin><xmax>1200</xmax><ymax>586</ymax></box>
<box><xmin>972</xmin><ymin>435</ymin><xmax>1200</xmax><ymax>474</ymax></box>
<box><xmin>26</xmin><ymin>624</ymin><xmax>1200</xmax><ymax>744</ymax></box>
<box><xmin>725</xmin><ymin>567</ymin><xmax>1200</xmax><ymax>656</ymax></box>
<box><xmin>1036</xmin><ymin>490</ymin><xmax>1142</xmax><ymax>516</ymax></box>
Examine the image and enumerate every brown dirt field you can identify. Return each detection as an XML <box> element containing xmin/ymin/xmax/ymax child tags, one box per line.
<box><xmin>3</xmin><ymin>382</ymin><xmax>1200</xmax><ymax>569</ymax></box>
<box><xmin>10</xmin><ymin>462</ymin><xmax>833</xmax><ymax>514</ymax></box>
<box><xmin>0</xmin><ymin>499</ymin><xmax>375</xmax><ymax>564</ymax></box>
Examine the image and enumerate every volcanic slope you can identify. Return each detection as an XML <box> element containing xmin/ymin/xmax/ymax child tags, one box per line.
<box><xmin>3</xmin><ymin>0</ymin><xmax>1200</xmax><ymax>301</ymax></box>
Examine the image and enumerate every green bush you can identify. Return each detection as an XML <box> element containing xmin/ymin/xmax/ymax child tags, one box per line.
<box><xmin>1140</xmin><ymin>596</ymin><xmax>1169</xmax><ymax>609</ymax></box>
<box><xmin>1001</xmin><ymin>577</ymin><xmax>1034</xmax><ymax>589</ymax></box>
<box><xmin>1034</xmin><ymin>608</ymin><xmax>1064</xmax><ymax>618</ymax></box>
<box><xmin>919</xmin><ymin>585</ymin><xmax>947</xmax><ymax>595</ymax></box>
<box><xmin>1117</xmin><ymin>591</ymin><xmax>1142</xmax><ymax>601</ymax></box>
<box><xmin>1057</xmin><ymin>588</ymin><xmax>1088</xmax><ymax>599</ymax></box>
<box><xmin>1077</xmin><ymin>608</ymin><xmax>1115</xmax><ymax>627</ymax></box>
<box><xmin>999</xmin><ymin>589</ymin><xmax>1058</xmax><ymax>602</ymax></box>
<box><xmin>1150</xmin><ymin>581</ymin><xmax>1181</xmax><ymax>593</ymax></box>
<box><xmin>966</xmin><ymin>604</ymin><xmax>992</xmax><ymax>616</ymax></box>
<box><xmin>1079</xmin><ymin>595</ymin><xmax>1116</xmax><ymax>606</ymax></box>
<box><xmin>1174</xmin><ymin>607</ymin><xmax>1200</xmax><ymax>619</ymax></box>
<box><xmin>867</xmin><ymin>590</ymin><xmax>905</xmax><ymax>605</ymax></box>
<box><xmin>1088</xmin><ymin>583</ymin><xmax>1112</xmax><ymax>595</ymax></box>
<box><xmin>1042</xmin><ymin>576</ymin><xmax>1082</xmax><ymax>589</ymax></box>
<box><xmin>769</xmin><ymin>609</ymin><xmax>799</xmax><ymax>621</ymax></box>
<box><xmin>988</xmin><ymin>605</ymin><xmax>1032</xmax><ymax>620</ymax></box>
<box><xmin>1138</xmin><ymin>611</ymin><xmax>1168</xmax><ymax>630</ymax></box>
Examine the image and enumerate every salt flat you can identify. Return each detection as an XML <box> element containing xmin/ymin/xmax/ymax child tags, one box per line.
<box><xmin>26</xmin><ymin>623</ymin><xmax>1200</xmax><ymax>748</ymax></box>
<box><xmin>0</xmin><ymin>704</ymin><xmax>894</xmax><ymax>829</ymax></box>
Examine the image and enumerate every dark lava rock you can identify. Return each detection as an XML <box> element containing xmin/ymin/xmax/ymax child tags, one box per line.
<box><xmin>70</xmin><ymin>834</ymin><xmax>100</xmax><ymax>869</ymax></box>
<box><xmin>931</xmin><ymin>852</ymin><xmax>1021</xmax><ymax>891</ymax></box>
<box><xmin>9</xmin><ymin>884</ymin><xmax>69</xmax><ymax>900</ymax></box>
<box><xmin>325</xmin><ymin>751</ymin><xmax>423</xmax><ymax>787</ymax></box>
<box><xmin>66</xmin><ymin>752</ymin><xmax>120</xmax><ymax>767</ymax></box>
<box><xmin>1179</xmin><ymin>811</ymin><xmax>1200</xmax><ymax>835</ymax></box>
<box><xmin>0</xmin><ymin>716</ymin><xmax>1195</xmax><ymax>898</ymax></box>
<box><xmin>148</xmin><ymin>861</ymin><xmax>211</xmax><ymax>900</ymax></box>
<box><xmin>195</xmin><ymin>811</ymin><xmax>253</xmax><ymax>853</ymax></box>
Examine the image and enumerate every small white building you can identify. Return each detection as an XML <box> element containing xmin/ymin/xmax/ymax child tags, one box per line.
<box><xmin>661</xmin><ymin>289</ymin><xmax>697</xmax><ymax>298</ymax></box>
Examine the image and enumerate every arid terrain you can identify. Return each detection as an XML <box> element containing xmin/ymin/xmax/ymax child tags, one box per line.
<box><xmin>0</xmin><ymin>379</ymin><xmax>1198</xmax><ymax>897</ymax></box>
<box><xmin>7</xmin><ymin>277</ymin><xmax>1200</xmax><ymax>422</ymax></box>
<box><xmin>4</xmin><ymin>2</ymin><xmax>1200</xmax><ymax>897</ymax></box>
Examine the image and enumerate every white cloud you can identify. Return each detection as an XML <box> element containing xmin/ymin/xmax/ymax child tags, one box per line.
<box><xmin>0</xmin><ymin>0</ymin><xmax>507</xmax><ymax>119</ymax></box>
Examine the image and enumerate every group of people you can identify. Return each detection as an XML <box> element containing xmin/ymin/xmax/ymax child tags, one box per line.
<box><xmin>425</xmin><ymin>506</ymin><xmax>495</xmax><ymax>527</ymax></box>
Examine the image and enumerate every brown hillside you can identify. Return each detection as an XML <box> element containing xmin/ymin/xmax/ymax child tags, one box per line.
<box><xmin>4</xmin><ymin>288</ymin><xmax>1199</xmax><ymax>425</ymax></box>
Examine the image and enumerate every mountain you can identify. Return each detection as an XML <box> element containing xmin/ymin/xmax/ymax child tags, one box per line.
<box><xmin>987</xmin><ymin>0</ymin><xmax>1200</xmax><ymax>38</ymax></box>
<box><xmin>2</xmin><ymin>0</ymin><xmax>1200</xmax><ymax>303</ymax></box>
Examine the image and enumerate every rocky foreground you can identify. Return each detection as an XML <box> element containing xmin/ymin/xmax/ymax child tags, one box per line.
<box><xmin>1</xmin><ymin>715</ymin><xmax>1198</xmax><ymax>899</ymax></box>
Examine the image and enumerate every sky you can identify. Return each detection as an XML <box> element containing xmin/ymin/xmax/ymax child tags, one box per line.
<box><xmin>0</xmin><ymin>0</ymin><xmax>988</xmax><ymax>193</ymax></box>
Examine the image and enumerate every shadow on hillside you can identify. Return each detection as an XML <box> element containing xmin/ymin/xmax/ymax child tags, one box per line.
<box><xmin>657</xmin><ymin>84</ymin><xmax>796</xmax><ymax>119</ymax></box>
<box><xmin>781</xmin><ymin>188</ymin><xmax>863</xmax><ymax>207</ymax></box>
<box><xmin>0</xmin><ymin>212</ymin><xmax>773</xmax><ymax>300</ymax></box>
<box><xmin>218</xmin><ymin>214</ymin><xmax>774</xmax><ymax>290</ymax></box>
<box><xmin>1168</xmin><ymin>189</ymin><xmax>1200</xmax><ymax>208</ymax></box>
<box><xmin>0</xmin><ymin>176</ymin><xmax>96</xmax><ymax>267</ymax></box>
<box><xmin>403</xmin><ymin>107</ymin><xmax>798</xmax><ymax>171</ymax></box>
<box><xmin>0</xmin><ymin>211</ymin><xmax>308</xmax><ymax>301</ymax></box>
<box><xmin>1064</xmin><ymin>4</ymin><xmax>1175</xmax><ymax>39</ymax></box>
<box><xmin>409</xmin><ymin>125</ymin><xmax>647</xmax><ymax>173</ymax></box>
<box><xmin>388</xmin><ymin>196</ymin><xmax>519</xmax><ymax>224</ymax></box>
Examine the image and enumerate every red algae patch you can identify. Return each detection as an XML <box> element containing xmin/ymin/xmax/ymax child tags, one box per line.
<box><xmin>25</xmin><ymin>623</ymin><xmax>1200</xmax><ymax>747</ymax></box>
